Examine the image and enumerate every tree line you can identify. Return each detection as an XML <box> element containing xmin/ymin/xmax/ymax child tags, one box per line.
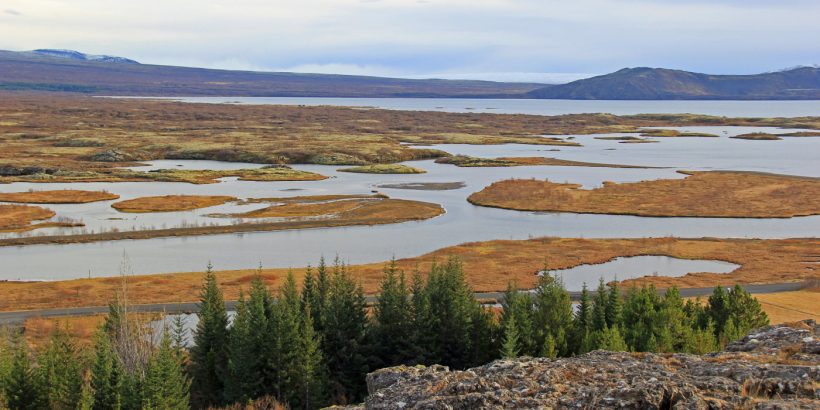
<box><xmin>0</xmin><ymin>257</ymin><xmax>768</xmax><ymax>409</ymax></box>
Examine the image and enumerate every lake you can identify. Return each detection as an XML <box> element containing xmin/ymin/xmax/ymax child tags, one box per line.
<box><xmin>125</xmin><ymin>96</ymin><xmax>820</xmax><ymax>118</ymax></box>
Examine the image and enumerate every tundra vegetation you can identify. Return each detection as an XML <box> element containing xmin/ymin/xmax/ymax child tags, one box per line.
<box><xmin>435</xmin><ymin>155</ymin><xmax>650</xmax><ymax>168</ymax></box>
<box><xmin>111</xmin><ymin>195</ymin><xmax>237</xmax><ymax>213</ymax></box>
<box><xmin>468</xmin><ymin>171</ymin><xmax>820</xmax><ymax>218</ymax></box>
<box><xmin>1</xmin><ymin>94</ymin><xmax>818</xmax><ymax>183</ymax></box>
<box><xmin>0</xmin><ymin>257</ymin><xmax>770</xmax><ymax>409</ymax></box>
<box><xmin>0</xmin><ymin>190</ymin><xmax>119</xmax><ymax>204</ymax></box>
<box><xmin>336</xmin><ymin>164</ymin><xmax>426</xmax><ymax>174</ymax></box>
<box><xmin>0</xmin><ymin>237</ymin><xmax>815</xmax><ymax>312</ymax></box>
<box><xmin>0</xmin><ymin>195</ymin><xmax>443</xmax><ymax>246</ymax></box>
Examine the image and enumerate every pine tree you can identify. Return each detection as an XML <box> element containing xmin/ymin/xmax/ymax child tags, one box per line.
<box><xmin>573</xmin><ymin>283</ymin><xmax>594</xmax><ymax>354</ymax></box>
<box><xmin>541</xmin><ymin>334</ymin><xmax>557</xmax><ymax>359</ymax></box>
<box><xmin>725</xmin><ymin>285</ymin><xmax>769</xmax><ymax>336</ymax></box>
<box><xmin>658</xmin><ymin>287</ymin><xmax>693</xmax><ymax>353</ymax></box>
<box><xmin>591</xmin><ymin>278</ymin><xmax>608</xmax><ymax>332</ymax></box>
<box><xmin>3</xmin><ymin>335</ymin><xmax>45</xmax><ymax>410</ymax></box>
<box><xmin>622</xmin><ymin>286</ymin><xmax>661</xmax><ymax>352</ymax></box>
<box><xmin>90</xmin><ymin>329</ymin><xmax>123</xmax><ymax>410</ymax></box>
<box><xmin>372</xmin><ymin>260</ymin><xmax>415</xmax><ymax>367</ymax></box>
<box><xmin>143</xmin><ymin>331</ymin><xmax>190</xmax><ymax>410</ymax></box>
<box><xmin>532</xmin><ymin>274</ymin><xmax>573</xmax><ymax>356</ymax></box>
<box><xmin>424</xmin><ymin>258</ymin><xmax>478</xmax><ymax>369</ymax></box>
<box><xmin>605</xmin><ymin>280</ymin><xmax>622</xmax><ymax>328</ymax></box>
<box><xmin>321</xmin><ymin>261</ymin><xmax>369</xmax><ymax>403</ymax></box>
<box><xmin>500</xmin><ymin>281</ymin><xmax>534</xmax><ymax>356</ymax></box>
<box><xmin>691</xmin><ymin>321</ymin><xmax>719</xmax><ymax>354</ymax></box>
<box><xmin>500</xmin><ymin>315</ymin><xmax>521</xmax><ymax>359</ymax></box>
<box><xmin>706</xmin><ymin>286</ymin><xmax>730</xmax><ymax>336</ymax></box>
<box><xmin>190</xmin><ymin>264</ymin><xmax>229</xmax><ymax>407</ymax></box>
<box><xmin>78</xmin><ymin>372</ymin><xmax>95</xmax><ymax>410</ymax></box>
<box><xmin>468</xmin><ymin>305</ymin><xmax>499</xmax><ymax>367</ymax></box>
<box><xmin>224</xmin><ymin>294</ymin><xmax>260</xmax><ymax>403</ymax></box>
<box><xmin>38</xmin><ymin>329</ymin><xmax>83</xmax><ymax>410</ymax></box>
<box><xmin>593</xmin><ymin>326</ymin><xmax>628</xmax><ymax>352</ymax></box>
<box><xmin>409</xmin><ymin>268</ymin><xmax>433</xmax><ymax>365</ymax></box>
<box><xmin>278</xmin><ymin>272</ymin><xmax>305</xmax><ymax>406</ymax></box>
<box><xmin>294</xmin><ymin>304</ymin><xmax>326</xmax><ymax>410</ymax></box>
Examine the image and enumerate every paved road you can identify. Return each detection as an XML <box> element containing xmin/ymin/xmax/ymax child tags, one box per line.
<box><xmin>0</xmin><ymin>282</ymin><xmax>808</xmax><ymax>325</ymax></box>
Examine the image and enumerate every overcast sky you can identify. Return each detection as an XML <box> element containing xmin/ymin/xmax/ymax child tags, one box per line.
<box><xmin>1</xmin><ymin>0</ymin><xmax>818</xmax><ymax>83</ymax></box>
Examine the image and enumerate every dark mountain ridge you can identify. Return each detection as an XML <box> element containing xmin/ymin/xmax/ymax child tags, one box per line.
<box><xmin>0</xmin><ymin>49</ymin><xmax>543</xmax><ymax>97</ymax></box>
<box><xmin>527</xmin><ymin>66</ymin><xmax>820</xmax><ymax>100</ymax></box>
<box><xmin>1</xmin><ymin>49</ymin><xmax>817</xmax><ymax>99</ymax></box>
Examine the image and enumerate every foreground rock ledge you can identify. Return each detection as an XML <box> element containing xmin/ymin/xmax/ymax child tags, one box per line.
<box><xmin>353</xmin><ymin>321</ymin><xmax>818</xmax><ymax>409</ymax></box>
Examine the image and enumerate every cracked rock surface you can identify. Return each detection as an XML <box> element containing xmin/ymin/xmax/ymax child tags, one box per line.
<box><xmin>355</xmin><ymin>320</ymin><xmax>818</xmax><ymax>409</ymax></box>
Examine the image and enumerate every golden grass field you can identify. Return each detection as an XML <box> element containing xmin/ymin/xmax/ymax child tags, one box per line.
<box><xmin>1</xmin><ymin>93</ymin><xmax>818</xmax><ymax>184</ymax></box>
<box><xmin>468</xmin><ymin>171</ymin><xmax>820</xmax><ymax>218</ymax></box>
<box><xmin>337</xmin><ymin>164</ymin><xmax>426</xmax><ymax>174</ymax></box>
<box><xmin>0</xmin><ymin>204</ymin><xmax>56</xmax><ymax>231</ymax></box>
<box><xmin>0</xmin><ymin>189</ymin><xmax>119</xmax><ymax>203</ymax></box>
<box><xmin>112</xmin><ymin>195</ymin><xmax>237</xmax><ymax>213</ymax></box>
<box><xmin>436</xmin><ymin>155</ymin><xmax>651</xmax><ymax>168</ymax></box>
<box><xmin>0</xmin><ymin>195</ymin><xmax>442</xmax><ymax>246</ymax></box>
<box><xmin>0</xmin><ymin>237</ymin><xmax>815</xmax><ymax>312</ymax></box>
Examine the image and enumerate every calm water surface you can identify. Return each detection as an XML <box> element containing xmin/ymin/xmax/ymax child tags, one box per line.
<box><xmin>0</xmin><ymin>125</ymin><xmax>817</xmax><ymax>280</ymax></box>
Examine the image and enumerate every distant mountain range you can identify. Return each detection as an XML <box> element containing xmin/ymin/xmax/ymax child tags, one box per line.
<box><xmin>526</xmin><ymin>67</ymin><xmax>820</xmax><ymax>100</ymax></box>
<box><xmin>0</xmin><ymin>49</ymin><xmax>539</xmax><ymax>98</ymax></box>
<box><xmin>1</xmin><ymin>49</ymin><xmax>818</xmax><ymax>99</ymax></box>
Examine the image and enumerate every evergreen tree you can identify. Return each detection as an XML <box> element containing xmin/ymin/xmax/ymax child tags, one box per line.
<box><xmin>279</xmin><ymin>272</ymin><xmax>306</xmax><ymax>406</ymax></box>
<box><xmin>532</xmin><ymin>274</ymin><xmax>573</xmax><ymax>356</ymax></box>
<box><xmin>321</xmin><ymin>262</ymin><xmax>369</xmax><ymax>403</ymax></box>
<box><xmin>189</xmin><ymin>264</ymin><xmax>229</xmax><ymax>407</ymax></box>
<box><xmin>409</xmin><ymin>269</ymin><xmax>433</xmax><ymax>365</ymax></box>
<box><xmin>78</xmin><ymin>372</ymin><xmax>95</xmax><ymax>410</ymax></box>
<box><xmin>423</xmin><ymin>259</ymin><xmax>477</xmax><ymax>369</ymax></box>
<box><xmin>541</xmin><ymin>334</ymin><xmax>557</xmax><ymax>359</ymax></box>
<box><xmin>500</xmin><ymin>315</ymin><xmax>521</xmax><ymax>359</ymax></box>
<box><xmin>706</xmin><ymin>286</ymin><xmax>730</xmax><ymax>336</ymax></box>
<box><xmin>294</xmin><ymin>304</ymin><xmax>326</xmax><ymax>410</ymax></box>
<box><xmin>468</xmin><ymin>305</ymin><xmax>499</xmax><ymax>367</ymax></box>
<box><xmin>38</xmin><ymin>329</ymin><xmax>83</xmax><ymax>410</ymax></box>
<box><xmin>572</xmin><ymin>283</ymin><xmax>594</xmax><ymax>354</ymax></box>
<box><xmin>224</xmin><ymin>294</ymin><xmax>261</xmax><ymax>403</ymax></box>
<box><xmin>3</xmin><ymin>335</ymin><xmax>45</xmax><ymax>410</ymax></box>
<box><xmin>143</xmin><ymin>332</ymin><xmax>190</xmax><ymax>410</ymax></box>
<box><xmin>658</xmin><ymin>287</ymin><xmax>693</xmax><ymax>353</ymax></box>
<box><xmin>500</xmin><ymin>282</ymin><xmax>534</xmax><ymax>356</ymax></box>
<box><xmin>372</xmin><ymin>260</ymin><xmax>415</xmax><ymax>367</ymax></box>
<box><xmin>622</xmin><ymin>286</ymin><xmax>661</xmax><ymax>352</ymax></box>
<box><xmin>691</xmin><ymin>321</ymin><xmax>720</xmax><ymax>354</ymax></box>
<box><xmin>90</xmin><ymin>329</ymin><xmax>123</xmax><ymax>410</ymax></box>
<box><xmin>591</xmin><ymin>278</ymin><xmax>608</xmax><ymax>332</ymax></box>
<box><xmin>725</xmin><ymin>285</ymin><xmax>769</xmax><ymax>336</ymax></box>
<box><xmin>605</xmin><ymin>280</ymin><xmax>623</xmax><ymax>328</ymax></box>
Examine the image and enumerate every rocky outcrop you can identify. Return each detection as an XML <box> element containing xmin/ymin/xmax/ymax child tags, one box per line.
<box><xmin>361</xmin><ymin>321</ymin><xmax>819</xmax><ymax>409</ymax></box>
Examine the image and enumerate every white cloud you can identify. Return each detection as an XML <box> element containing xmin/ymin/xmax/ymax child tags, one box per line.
<box><xmin>0</xmin><ymin>0</ymin><xmax>817</xmax><ymax>79</ymax></box>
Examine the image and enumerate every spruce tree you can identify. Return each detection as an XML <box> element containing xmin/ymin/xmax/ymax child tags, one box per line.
<box><xmin>591</xmin><ymin>278</ymin><xmax>608</xmax><ymax>332</ymax></box>
<box><xmin>3</xmin><ymin>335</ymin><xmax>45</xmax><ymax>410</ymax></box>
<box><xmin>38</xmin><ymin>329</ymin><xmax>83</xmax><ymax>410</ymax></box>
<box><xmin>224</xmin><ymin>294</ymin><xmax>260</xmax><ymax>403</ymax></box>
<box><xmin>90</xmin><ymin>329</ymin><xmax>123</xmax><ymax>410</ymax></box>
<box><xmin>500</xmin><ymin>315</ymin><xmax>521</xmax><ymax>359</ymax></box>
<box><xmin>725</xmin><ymin>285</ymin><xmax>769</xmax><ymax>336</ymax></box>
<box><xmin>573</xmin><ymin>283</ymin><xmax>594</xmax><ymax>354</ymax></box>
<box><xmin>409</xmin><ymin>269</ymin><xmax>433</xmax><ymax>365</ymax></box>
<box><xmin>468</xmin><ymin>305</ymin><xmax>499</xmax><ymax>367</ymax></box>
<box><xmin>532</xmin><ymin>274</ymin><xmax>573</xmax><ymax>356</ymax></box>
<box><xmin>190</xmin><ymin>264</ymin><xmax>229</xmax><ymax>407</ymax></box>
<box><xmin>424</xmin><ymin>258</ymin><xmax>477</xmax><ymax>369</ymax></box>
<box><xmin>605</xmin><ymin>280</ymin><xmax>623</xmax><ymax>328</ymax></box>
<box><xmin>372</xmin><ymin>260</ymin><xmax>414</xmax><ymax>367</ymax></box>
<box><xmin>321</xmin><ymin>262</ymin><xmax>369</xmax><ymax>403</ymax></box>
<box><xmin>500</xmin><ymin>281</ymin><xmax>534</xmax><ymax>356</ymax></box>
<box><xmin>622</xmin><ymin>286</ymin><xmax>661</xmax><ymax>352</ymax></box>
<box><xmin>278</xmin><ymin>272</ymin><xmax>305</xmax><ymax>406</ymax></box>
<box><xmin>294</xmin><ymin>304</ymin><xmax>326</xmax><ymax>410</ymax></box>
<box><xmin>143</xmin><ymin>332</ymin><xmax>190</xmax><ymax>410</ymax></box>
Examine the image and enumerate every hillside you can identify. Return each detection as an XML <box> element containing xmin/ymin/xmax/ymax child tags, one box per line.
<box><xmin>0</xmin><ymin>50</ymin><xmax>544</xmax><ymax>97</ymax></box>
<box><xmin>527</xmin><ymin>66</ymin><xmax>820</xmax><ymax>100</ymax></box>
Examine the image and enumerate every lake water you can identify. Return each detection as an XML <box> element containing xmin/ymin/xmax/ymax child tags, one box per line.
<box><xmin>130</xmin><ymin>97</ymin><xmax>820</xmax><ymax>118</ymax></box>
<box><xmin>544</xmin><ymin>256</ymin><xmax>740</xmax><ymax>292</ymax></box>
<box><xmin>0</xmin><ymin>124</ymin><xmax>818</xmax><ymax>280</ymax></box>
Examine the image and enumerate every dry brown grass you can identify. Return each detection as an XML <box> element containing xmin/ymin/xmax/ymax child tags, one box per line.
<box><xmin>468</xmin><ymin>171</ymin><xmax>820</xmax><ymax>218</ymax></box>
<box><xmin>0</xmin><ymin>237</ymin><xmax>815</xmax><ymax>312</ymax></box>
<box><xmin>0</xmin><ymin>189</ymin><xmax>119</xmax><ymax>203</ymax></box>
<box><xmin>112</xmin><ymin>195</ymin><xmax>237</xmax><ymax>213</ymax></box>
<box><xmin>731</xmin><ymin>133</ymin><xmax>782</xmax><ymax>140</ymax></box>
<box><xmin>337</xmin><ymin>164</ymin><xmax>426</xmax><ymax>174</ymax></box>
<box><xmin>0</xmin><ymin>196</ymin><xmax>442</xmax><ymax>246</ymax></box>
<box><xmin>436</xmin><ymin>155</ymin><xmax>651</xmax><ymax>168</ymax></box>
<box><xmin>23</xmin><ymin>314</ymin><xmax>107</xmax><ymax>349</ymax></box>
<box><xmin>753</xmin><ymin>289</ymin><xmax>820</xmax><ymax>324</ymax></box>
<box><xmin>0</xmin><ymin>204</ymin><xmax>55</xmax><ymax>230</ymax></box>
<box><xmin>0</xmin><ymin>93</ymin><xmax>817</xmax><ymax>180</ymax></box>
